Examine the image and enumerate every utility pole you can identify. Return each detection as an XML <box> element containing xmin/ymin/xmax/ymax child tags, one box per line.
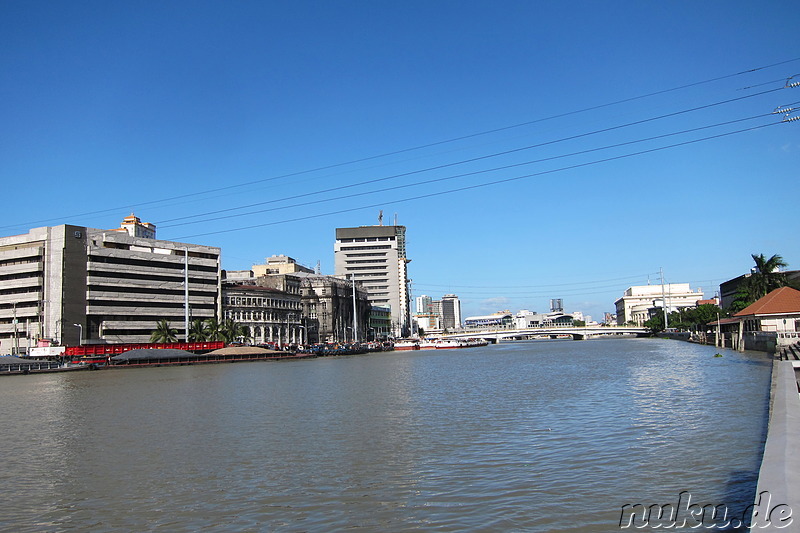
<box><xmin>351</xmin><ymin>276</ymin><xmax>358</xmax><ymax>343</ymax></box>
<box><xmin>660</xmin><ymin>268</ymin><xmax>669</xmax><ymax>330</ymax></box>
<box><xmin>12</xmin><ymin>302</ymin><xmax>18</xmax><ymax>356</ymax></box>
<box><xmin>184</xmin><ymin>248</ymin><xmax>190</xmax><ymax>342</ymax></box>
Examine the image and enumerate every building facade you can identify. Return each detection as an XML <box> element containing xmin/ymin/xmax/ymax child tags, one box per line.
<box><xmin>369</xmin><ymin>306</ymin><xmax>392</xmax><ymax>340</ymax></box>
<box><xmin>440</xmin><ymin>294</ymin><xmax>462</xmax><ymax>330</ymax></box>
<box><xmin>222</xmin><ymin>273</ymin><xmax>304</xmax><ymax>346</ymax></box>
<box><xmin>252</xmin><ymin>255</ymin><xmax>314</xmax><ymax>277</ymax></box>
<box><xmin>0</xmin><ymin>215</ymin><xmax>221</xmax><ymax>354</ymax></box>
<box><xmin>334</xmin><ymin>225</ymin><xmax>411</xmax><ymax>337</ymax></box>
<box><xmin>614</xmin><ymin>283</ymin><xmax>704</xmax><ymax>326</ymax></box>
<box><xmin>297</xmin><ymin>273</ymin><xmax>371</xmax><ymax>343</ymax></box>
<box><xmin>415</xmin><ymin>295</ymin><xmax>433</xmax><ymax>314</ymax></box>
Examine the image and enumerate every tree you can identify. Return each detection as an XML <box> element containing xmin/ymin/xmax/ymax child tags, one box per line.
<box><xmin>188</xmin><ymin>319</ymin><xmax>207</xmax><ymax>342</ymax></box>
<box><xmin>573</xmin><ymin>320</ymin><xmax>586</xmax><ymax>327</ymax></box>
<box><xmin>643</xmin><ymin>313</ymin><xmax>665</xmax><ymax>334</ymax></box>
<box><xmin>729</xmin><ymin>253</ymin><xmax>790</xmax><ymax>313</ymax></box>
<box><xmin>221</xmin><ymin>318</ymin><xmax>250</xmax><ymax>344</ymax></box>
<box><xmin>203</xmin><ymin>318</ymin><xmax>223</xmax><ymax>341</ymax></box>
<box><xmin>150</xmin><ymin>319</ymin><xmax>178</xmax><ymax>343</ymax></box>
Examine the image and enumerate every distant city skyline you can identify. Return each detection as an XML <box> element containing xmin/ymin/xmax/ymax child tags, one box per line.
<box><xmin>2</xmin><ymin>1</ymin><xmax>798</xmax><ymax>321</ymax></box>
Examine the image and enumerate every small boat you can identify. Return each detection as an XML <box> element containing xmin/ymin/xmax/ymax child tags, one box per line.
<box><xmin>393</xmin><ymin>340</ymin><xmax>420</xmax><ymax>351</ymax></box>
<box><xmin>434</xmin><ymin>339</ymin><xmax>465</xmax><ymax>349</ymax></box>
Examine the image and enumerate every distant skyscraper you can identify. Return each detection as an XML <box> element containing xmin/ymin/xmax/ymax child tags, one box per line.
<box><xmin>416</xmin><ymin>295</ymin><xmax>433</xmax><ymax>314</ymax></box>
<box><xmin>550</xmin><ymin>299</ymin><xmax>563</xmax><ymax>313</ymax></box>
<box><xmin>334</xmin><ymin>224</ymin><xmax>411</xmax><ymax>337</ymax></box>
<box><xmin>441</xmin><ymin>294</ymin><xmax>462</xmax><ymax>330</ymax></box>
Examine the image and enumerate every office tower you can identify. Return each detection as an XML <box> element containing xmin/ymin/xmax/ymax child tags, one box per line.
<box><xmin>334</xmin><ymin>224</ymin><xmax>410</xmax><ymax>337</ymax></box>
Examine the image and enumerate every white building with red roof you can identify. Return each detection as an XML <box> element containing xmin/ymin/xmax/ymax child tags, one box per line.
<box><xmin>714</xmin><ymin>287</ymin><xmax>800</xmax><ymax>352</ymax></box>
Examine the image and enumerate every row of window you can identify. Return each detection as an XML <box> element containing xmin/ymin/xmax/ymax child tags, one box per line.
<box><xmin>87</xmin><ymin>300</ymin><xmax>216</xmax><ymax>310</ymax></box>
<box><xmin>224</xmin><ymin>310</ymin><xmax>299</xmax><ymax>322</ymax></box>
<box><xmin>0</xmin><ymin>271</ymin><xmax>42</xmax><ymax>283</ymax></box>
<box><xmin>0</xmin><ymin>255</ymin><xmax>42</xmax><ymax>268</ymax></box>
<box><xmin>338</xmin><ymin>237</ymin><xmax>394</xmax><ymax>243</ymax></box>
<box><xmin>345</xmin><ymin>259</ymin><xmax>387</xmax><ymax>264</ymax></box>
<box><xmin>0</xmin><ymin>287</ymin><xmax>41</xmax><ymax>298</ymax></box>
<box><xmin>339</xmin><ymin>245</ymin><xmax>392</xmax><ymax>251</ymax></box>
<box><xmin>343</xmin><ymin>252</ymin><xmax>388</xmax><ymax>258</ymax></box>
<box><xmin>347</xmin><ymin>266</ymin><xmax>388</xmax><ymax>271</ymax></box>
<box><xmin>89</xmin><ymin>285</ymin><xmax>216</xmax><ymax>297</ymax></box>
<box><xmin>89</xmin><ymin>269</ymin><xmax>218</xmax><ymax>285</ymax></box>
<box><xmin>224</xmin><ymin>296</ymin><xmax>300</xmax><ymax>309</ymax></box>
<box><xmin>89</xmin><ymin>255</ymin><xmax>219</xmax><ymax>273</ymax></box>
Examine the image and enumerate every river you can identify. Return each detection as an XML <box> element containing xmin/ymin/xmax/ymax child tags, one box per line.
<box><xmin>0</xmin><ymin>337</ymin><xmax>772</xmax><ymax>532</ymax></box>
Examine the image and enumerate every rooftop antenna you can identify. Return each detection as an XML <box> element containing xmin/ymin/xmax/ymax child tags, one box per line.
<box><xmin>378</xmin><ymin>210</ymin><xmax>383</xmax><ymax>226</ymax></box>
<box><xmin>394</xmin><ymin>213</ymin><xmax>398</xmax><ymax>226</ymax></box>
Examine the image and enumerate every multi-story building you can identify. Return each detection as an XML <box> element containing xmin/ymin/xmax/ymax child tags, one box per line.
<box><xmin>0</xmin><ymin>215</ymin><xmax>221</xmax><ymax>353</ymax></box>
<box><xmin>222</xmin><ymin>272</ymin><xmax>303</xmax><ymax>345</ymax></box>
<box><xmin>296</xmin><ymin>272</ymin><xmax>371</xmax><ymax>343</ymax></box>
<box><xmin>415</xmin><ymin>313</ymin><xmax>440</xmax><ymax>332</ymax></box>
<box><xmin>415</xmin><ymin>295</ymin><xmax>433</xmax><ymax>314</ymax></box>
<box><xmin>369</xmin><ymin>306</ymin><xmax>392</xmax><ymax>340</ymax></box>
<box><xmin>334</xmin><ymin>224</ymin><xmax>411</xmax><ymax>337</ymax></box>
<box><xmin>441</xmin><ymin>294</ymin><xmax>462</xmax><ymax>330</ymax></box>
<box><xmin>615</xmin><ymin>283</ymin><xmax>704</xmax><ymax>326</ymax></box>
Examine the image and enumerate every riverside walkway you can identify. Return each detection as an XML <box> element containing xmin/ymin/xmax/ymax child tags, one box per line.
<box><xmin>753</xmin><ymin>360</ymin><xmax>800</xmax><ymax>530</ymax></box>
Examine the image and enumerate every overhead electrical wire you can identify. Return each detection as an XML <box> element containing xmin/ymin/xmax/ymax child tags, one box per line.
<box><xmin>171</xmin><ymin>119</ymin><xmax>787</xmax><ymax>240</ymax></box>
<box><xmin>160</xmin><ymin>110</ymin><xmax>780</xmax><ymax>229</ymax></box>
<box><xmin>156</xmin><ymin>86</ymin><xmax>785</xmax><ymax>227</ymax></box>
<box><xmin>2</xmin><ymin>56</ymin><xmax>797</xmax><ymax>232</ymax></box>
<box><xmin>413</xmin><ymin>272</ymin><xmax>665</xmax><ymax>289</ymax></box>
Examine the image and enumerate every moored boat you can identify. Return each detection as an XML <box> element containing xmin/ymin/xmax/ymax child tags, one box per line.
<box><xmin>393</xmin><ymin>339</ymin><xmax>420</xmax><ymax>351</ymax></box>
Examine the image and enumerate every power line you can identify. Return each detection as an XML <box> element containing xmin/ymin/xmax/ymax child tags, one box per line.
<box><xmin>157</xmin><ymin>85</ymin><xmax>786</xmax><ymax>228</ymax></box>
<box><xmin>160</xmin><ymin>111</ymin><xmax>775</xmax><ymax>229</ymax></box>
<box><xmin>413</xmin><ymin>273</ymin><xmax>663</xmax><ymax>290</ymax></box>
<box><xmin>171</xmin><ymin>119</ymin><xmax>785</xmax><ymax>240</ymax></box>
<box><xmin>3</xmin><ymin>57</ymin><xmax>798</xmax><ymax>232</ymax></box>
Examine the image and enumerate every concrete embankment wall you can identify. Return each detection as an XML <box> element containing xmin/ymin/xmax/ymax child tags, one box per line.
<box><xmin>753</xmin><ymin>360</ymin><xmax>800</xmax><ymax>530</ymax></box>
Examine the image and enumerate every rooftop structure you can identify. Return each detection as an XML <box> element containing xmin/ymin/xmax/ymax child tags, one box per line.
<box><xmin>252</xmin><ymin>255</ymin><xmax>314</xmax><ymax>276</ymax></box>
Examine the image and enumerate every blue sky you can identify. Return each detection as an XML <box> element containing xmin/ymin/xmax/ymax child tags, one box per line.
<box><xmin>2</xmin><ymin>1</ymin><xmax>799</xmax><ymax>321</ymax></box>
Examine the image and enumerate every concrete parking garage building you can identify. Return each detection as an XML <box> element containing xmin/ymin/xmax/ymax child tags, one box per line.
<box><xmin>0</xmin><ymin>215</ymin><xmax>220</xmax><ymax>354</ymax></box>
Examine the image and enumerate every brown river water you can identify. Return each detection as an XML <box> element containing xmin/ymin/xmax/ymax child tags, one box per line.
<box><xmin>0</xmin><ymin>337</ymin><xmax>772</xmax><ymax>532</ymax></box>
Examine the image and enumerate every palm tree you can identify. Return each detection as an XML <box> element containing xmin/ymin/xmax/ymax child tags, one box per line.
<box><xmin>203</xmin><ymin>318</ymin><xmax>223</xmax><ymax>341</ymax></box>
<box><xmin>188</xmin><ymin>319</ymin><xmax>207</xmax><ymax>342</ymax></box>
<box><xmin>751</xmin><ymin>253</ymin><xmax>788</xmax><ymax>295</ymax></box>
<box><xmin>730</xmin><ymin>253</ymin><xmax>790</xmax><ymax>312</ymax></box>
<box><xmin>150</xmin><ymin>319</ymin><xmax>178</xmax><ymax>343</ymax></box>
<box><xmin>221</xmin><ymin>318</ymin><xmax>250</xmax><ymax>344</ymax></box>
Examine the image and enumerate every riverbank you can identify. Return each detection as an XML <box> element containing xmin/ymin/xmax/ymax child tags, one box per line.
<box><xmin>752</xmin><ymin>360</ymin><xmax>800</xmax><ymax>530</ymax></box>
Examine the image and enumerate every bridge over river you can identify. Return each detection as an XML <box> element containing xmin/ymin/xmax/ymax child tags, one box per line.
<box><xmin>442</xmin><ymin>326</ymin><xmax>649</xmax><ymax>342</ymax></box>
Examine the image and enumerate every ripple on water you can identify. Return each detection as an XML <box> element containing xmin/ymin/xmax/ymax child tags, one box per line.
<box><xmin>0</xmin><ymin>339</ymin><xmax>772</xmax><ymax>532</ymax></box>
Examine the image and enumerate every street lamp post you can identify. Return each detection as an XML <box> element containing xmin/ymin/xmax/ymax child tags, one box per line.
<box><xmin>12</xmin><ymin>302</ymin><xmax>18</xmax><ymax>356</ymax></box>
<box><xmin>73</xmin><ymin>323</ymin><xmax>83</xmax><ymax>346</ymax></box>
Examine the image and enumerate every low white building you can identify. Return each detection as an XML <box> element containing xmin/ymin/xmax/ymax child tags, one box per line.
<box><xmin>615</xmin><ymin>283</ymin><xmax>704</xmax><ymax>326</ymax></box>
<box><xmin>514</xmin><ymin>310</ymin><xmax>574</xmax><ymax>329</ymax></box>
